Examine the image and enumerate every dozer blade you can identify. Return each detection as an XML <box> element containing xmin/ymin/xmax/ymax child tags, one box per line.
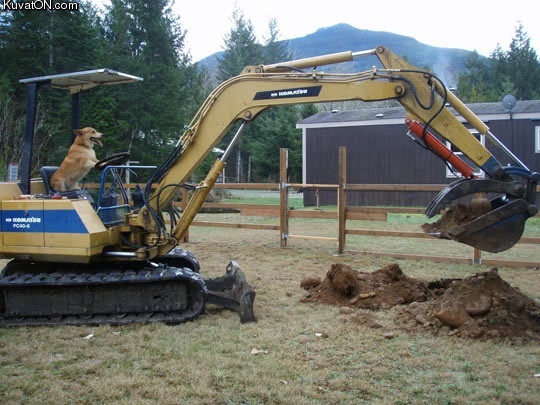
<box><xmin>443</xmin><ymin>199</ymin><xmax>532</xmax><ymax>253</ymax></box>
<box><xmin>204</xmin><ymin>261</ymin><xmax>256</xmax><ymax>323</ymax></box>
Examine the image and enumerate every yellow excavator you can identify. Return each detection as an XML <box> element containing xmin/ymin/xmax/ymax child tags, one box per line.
<box><xmin>0</xmin><ymin>47</ymin><xmax>537</xmax><ymax>326</ymax></box>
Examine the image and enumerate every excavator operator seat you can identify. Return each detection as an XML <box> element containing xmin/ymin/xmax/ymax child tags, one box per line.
<box><xmin>39</xmin><ymin>165</ymin><xmax>94</xmax><ymax>202</ymax></box>
<box><xmin>39</xmin><ymin>166</ymin><xmax>59</xmax><ymax>195</ymax></box>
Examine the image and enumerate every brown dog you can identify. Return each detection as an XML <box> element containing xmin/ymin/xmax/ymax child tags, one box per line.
<box><xmin>50</xmin><ymin>127</ymin><xmax>103</xmax><ymax>192</ymax></box>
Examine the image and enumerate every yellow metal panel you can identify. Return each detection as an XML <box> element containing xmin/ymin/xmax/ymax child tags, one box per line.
<box><xmin>42</xmin><ymin>199</ymin><xmax>75</xmax><ymax>210</ymax></box>
<box><xmin>40</xmin><ymin>200</ymin><xmax>109</xmax><ymax>254</ymax></box>
<box><xmin>45</xmin><ymin>232</ymin><xmax>109</xmax><ymax>250</ymax></box>
<box><xmin>47</xmin><ymin>233</ymin><xmax>93</xmax><ymax>248</ymax></box>
<box><xmin>71</xmin><ymin>199</ymin><xmax>108</xmax><ymax>234</ymax></box>
<box><xmin>1</xmin><ymin>197</ymin><xmax>110</xmax><ymax>261</ymax></box>
<box><xmin>30</xmin><ymin>179</ymin><xmax>46</xmax><ymax>195</ymax></box>
<box><xmin>0</xmin><ymin>245</ymin><xmax>101</xmax><ymax>264</ymax></box>
<box><xmin>1</xmin><ymin>200</ymin><xmax>44</xmax><ymax>247</ymax></box>
<box><xmin>0</xmin><ymin>183</ymin><xmax>24</xmax><ymax>201</ymax></box>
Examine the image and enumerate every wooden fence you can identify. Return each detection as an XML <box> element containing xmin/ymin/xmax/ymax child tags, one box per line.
<box><xmin>86</xmin><ymin>147</ymin><xmax>539</xmax><ymax>268</ymax></box>
<box><xmin>176</xmin><ymin>147</ymin><xmax>539</xmax><ymax>268</ymax></box>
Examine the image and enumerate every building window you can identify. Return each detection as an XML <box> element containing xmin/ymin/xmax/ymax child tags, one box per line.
<box><xmin>445</xmin><ymin>130</ymin><xmax>485</xmax><ymax>178</ymax></box>
<box><xmin>536</xmin><ymin>126</ymin><xmax>540</xmax><ymax>153</ymax></box>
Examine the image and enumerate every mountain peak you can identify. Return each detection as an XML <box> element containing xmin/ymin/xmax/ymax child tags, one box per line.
<box><xmin>198</xmin><ymin>24</ymin><xmax>476</xmax><ymax>86</ymax></box>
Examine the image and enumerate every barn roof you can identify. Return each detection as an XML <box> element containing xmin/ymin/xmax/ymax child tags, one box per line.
<box><xmin>298</xmin><ymin>99</ymin><xmax>540</xmax><ymax>128</ymax></box>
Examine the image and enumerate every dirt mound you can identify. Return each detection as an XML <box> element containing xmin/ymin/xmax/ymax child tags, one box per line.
<box><xmin>301</xmin><ymin>264</ymin><xmax>540</xmax><ymax>342</ymax></box>
<box><xmin>301</xmin><ymin>263</ymin><xmax>429</xmax><ymax>310</ymax></box>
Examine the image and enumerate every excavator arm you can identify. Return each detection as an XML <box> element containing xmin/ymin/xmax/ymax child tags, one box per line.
<box><xmin>131</xmin><ymin>46</ymin><xmax>537</xmax><ymax>255</ymax></box>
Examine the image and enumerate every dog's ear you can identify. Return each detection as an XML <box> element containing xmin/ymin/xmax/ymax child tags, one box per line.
<box><xmin>73</xmin><ymin>129</ymin><xmax>83</xmax><ymax>137</ymax></box>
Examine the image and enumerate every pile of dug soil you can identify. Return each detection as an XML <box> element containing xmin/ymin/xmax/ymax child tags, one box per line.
<box><xmin>300</xmin><ymin>264</ymin><xmax>540</xmax><ymax>342</ymax></box>
<box><xmin>301</xmin><ymin>263</ymin><xmax>429</xmax><ymax>310</ymax></box>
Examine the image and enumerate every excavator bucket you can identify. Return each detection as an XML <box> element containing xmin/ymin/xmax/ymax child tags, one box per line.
<box><xmin>424</xmin><ymin>177</ymin><xmax>538</xmax><ymax>253</ymax></box>
<box><xmin>425</xmin><ymin>199</ymin><xmax>531</xmax><ymax>252</ymax></box>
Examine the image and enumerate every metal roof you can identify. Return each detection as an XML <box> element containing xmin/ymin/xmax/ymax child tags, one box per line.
<box><xmin>298</xmin><ymin>100</ymin><xmax>540</xmax><ymax>127</ymax></box>
<box><xmin>19</xmin><ymin>68</ymin><xmax>143</xmax><ymax>94</ymax></box>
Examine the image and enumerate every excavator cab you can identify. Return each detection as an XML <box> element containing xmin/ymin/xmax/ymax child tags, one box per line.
<box><xmin>17</xmin><ymin>68</ymin><xmax>144</xmax><ymax>195</ymax></box>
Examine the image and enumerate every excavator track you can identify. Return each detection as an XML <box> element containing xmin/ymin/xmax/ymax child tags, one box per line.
<box><xmin>0</xmin><ymin>262</ymin><xmax>207</xmax><ymax>327</ymax></box>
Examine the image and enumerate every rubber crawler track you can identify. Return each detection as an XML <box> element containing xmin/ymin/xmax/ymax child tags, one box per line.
<box><xmin>0</xmin><ymin>264</ymin><xmax>207</xmax><ymax>327</ymax></box>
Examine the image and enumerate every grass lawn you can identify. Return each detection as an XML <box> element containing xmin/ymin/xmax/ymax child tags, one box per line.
<box><xmin>1</xmin><ymin>205</ymin><xmax>539</xmax><ymax>403</ymax></box>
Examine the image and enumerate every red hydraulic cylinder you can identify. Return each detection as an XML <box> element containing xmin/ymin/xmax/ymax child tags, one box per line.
<box><xmin>406</xmin><ymin>119</ymin><xmax>475</xmax><ymax>178</ymax></box>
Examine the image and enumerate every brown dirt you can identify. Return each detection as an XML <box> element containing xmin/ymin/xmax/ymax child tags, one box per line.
<box><xmin>421</xmin><ymin>204</ymin><xmax>479</xmax><ymax>238</ymax></box>
<box><xmin>300</xmin><ymin>264</ymin><xmax>540</xmax><ymax>342</ymax></box>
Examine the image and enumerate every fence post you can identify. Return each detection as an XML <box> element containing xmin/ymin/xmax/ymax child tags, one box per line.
<box><xmin>473</xmin><ymin>248</ymin><xmax>482</xmax><ymax>264</ymax></box>
<box><xmin>338</xmin><ymin>147</ymin><xmax>347</xmax><ymax>254</ymax></box>
<box><xmin>280</xmin><ymin>148</ymin><xmax>289</xmax><ymax>247</ymax></box>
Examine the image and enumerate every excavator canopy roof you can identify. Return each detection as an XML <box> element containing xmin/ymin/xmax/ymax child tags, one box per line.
<box><xmin>19</xmin><ymin>68</ymin><xmax>143</xmax><ymax>94</ymax></box>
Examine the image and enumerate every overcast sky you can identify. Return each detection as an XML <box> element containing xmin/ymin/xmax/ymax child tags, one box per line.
<box><xmin>173</xmin><ymin>0</ymin><xmax>539</xmax><ymax>61</ymax></box>
<box><xmin>94</xmin><ymin>1</ymin><xmax>539</xmax><ymax>62</ymax></box>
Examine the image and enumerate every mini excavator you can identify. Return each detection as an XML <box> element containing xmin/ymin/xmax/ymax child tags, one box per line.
<box><xmin>0</xmin><ymin>47</ymin><xmax>538</xmax><ymax>326</ymax></box>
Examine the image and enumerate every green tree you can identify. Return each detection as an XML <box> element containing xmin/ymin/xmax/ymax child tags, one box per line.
<box><xmin>456</xmin><ymin>51</ymin><xmax>496</xmax><ymax>102</ymax></box>
<box><xmin>247</xmin><ymin>18</ymin><xmax>304</xmax><ymax>182</ymax></box>
<box><xmin>214</xmin><ymin>11</ymin><xmax>307</xmax><ymax>182</ymax></box>
<box><xmin>210</xmin><ymin>7</ymin><xmax>262</xmax><ymax>181</ymax></box>
<box><xmin>457</xmin><ymin>23</ymin><xmax>540</xmax><ymax>102</ymax></box>
<box><xmin>504</xmin><ymin>23</ymin><xmax>540</xmax><ymax>99</ymax></box>
<box><xmin>216</xmin><ymin>7</ymin><xmax>263</xmax><ymax>82</ymax></box>
<box><xmin>0</xmin><ymin>1</ymin><xmax>106</xmax><ymax>175</ymax></box>
<box><xmin>262</xmin><ymin>18</ymin><xmax>290</xmax><ymax>64</ymax></box>
<box><xmin>99</xmin><ymin>0</ymin><xmax>200</xmax><ymax>166</ymax></box>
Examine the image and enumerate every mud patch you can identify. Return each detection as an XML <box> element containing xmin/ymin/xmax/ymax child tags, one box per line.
<box><xmin>301</xmin><ymin>264</ymin><xmax>540</xmax><ymax>342</ymax></box>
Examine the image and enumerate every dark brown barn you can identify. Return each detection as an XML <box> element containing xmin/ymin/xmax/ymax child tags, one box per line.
<box><xmin>297</xmin><ymin>100</ymin><xmax>540</xmax><ymax>207</ymax></box>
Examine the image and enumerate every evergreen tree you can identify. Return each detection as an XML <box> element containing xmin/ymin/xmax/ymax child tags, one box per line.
<box><xmin>456</xmin><ymin>51</ymin><xmax>496</xmax><ymax>102</ymax></box>
<box><xmin>216</xmin><ymin>7</ymin><xmax>263</xmax><ymax>82</ymax></box>
<box><xmin>247</xmin><ymin>18</ymin><xmax>304</xmax><ymax>182</ymax></box>
<box><xmin>505</xmin><ymin>23</ymin><xmax>540</xmax><ymax>100</ymax></box>
<box><xmin>457</xmin><ymin>23</ymin><xmax>540</xmax><ymax>102</ymax></box>
<box><xmin>214</xmin><ymin>10</ymin><xmax>308</xmax><ymax>182</ymax></box>
<box><xmin>0</xmin><ymin>0</ymin><xmax>204</xmax><ymax>179</ymax></box>
<box><xmin>262</xmin><ymin>18</ymin><xmax>290</xmax><ymax>64</ymax></box>
<box><xmin>211</xmin><ymin>7</ymin><xmax>261</xmax><ymax>181</ymax></box>
<box><xmin>99</xmin><ymin>0</ymin><xmax>201</xmax><ymax>166</ymax></box>
<box><xmin>0</xmin><ymin>1</ymin><xmax>106</xmax><ymax>176</ymax></box>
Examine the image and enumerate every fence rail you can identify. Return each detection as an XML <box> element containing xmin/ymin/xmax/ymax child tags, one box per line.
<box><xmin>83</xmin><ymin>147</ymin><xmax>539</xmax><ymax>268</ymax></box>
<box><xmin>186</xmin><ymin>147</ymin><xmax>539</xmax><ymax>268</ymax></box>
